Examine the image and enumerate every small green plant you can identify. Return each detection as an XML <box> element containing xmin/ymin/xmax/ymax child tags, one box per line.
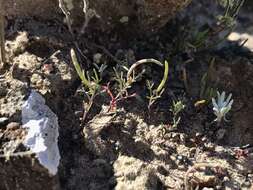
<box><xmin>102</xmin><ymin>58</ymin><xmax>169</xmax><ymax>112</ymax></box>
<box><xmin>188</xmin><ymin>0</ymin><xmax>245</xmax><ymax>50</ymax></box>
<box><xmin>216</xmin><ymin>0</ymin><xmax>245</xmax><ymax>32</ymax></box>
<box><xmin>71</xmin><ymin>48</ymin><xmax>103</xmax><ymax>122</ymax></box>
<box><xmin>146</xmin><ymin>60</ymin><xmax>169</xmax><ymax>111</ymax></box>
<box><xmin>200</xmin><ymin>74</ymin><xmax>217</xmax><ymax>102</ymax></box>
<box><xmin>200</xmin><ymin>58</ymin><xmax>217</xmax><ymax>102</ymax></box>
<box><xmin>72</xmin><ymin>50</ymin><xmax>169</xmax><ymax>118</ymax></box>
<box><xmin>101</xmin><ymin>66</ymin><xmax>136</xmax><ymax>112</ymax></box>
<box><xmin>212</xmin><ymin>91</ymin><xmax>233</xmax><ymax>124</ymax></box>
<box><xmin>188</xmin><ymin>29</ymin><xmax>210</xmax><ymax>50</ymax></box>
<box><xmin>170</xmin><ymin>100</ymin><xmax>185</xmax><ymax>128</ymax></box>
<box><xmin>124</xmin><ymin>58</ymin><xmax>169</xmax><ymax>111</ymax></box>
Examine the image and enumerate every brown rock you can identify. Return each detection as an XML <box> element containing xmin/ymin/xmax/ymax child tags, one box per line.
<box><xmin>1</xmin><ymin>0</ymin><xmax>192</xmax><ymax>34</ymax></box>
<box><xmin>0</xmin><ymin>122</ymin><xmax>60</xmax><ymax>190</ymax></box>
<box><xmin>0</xmin><ymin>156</ymin><xmax>60</xmax><ymax>190</ymax></box>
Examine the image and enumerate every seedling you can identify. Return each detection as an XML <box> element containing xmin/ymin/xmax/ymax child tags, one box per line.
<box><xmin>212</xmin><ymin>91</ymin><xmax>233</xmax><ymax>124</ymax></box>
<box><xmin>102</xmin><ymin>82</ymin><xmax>136</xmax><ymax>112</ymax></box>
<box><xmin>71</xmin><ymin>49</ymin><xmax>103</xmax><ymax>122</ymax></box>
<box><xmin>102</xmin><ymin>58</ymin><xmax>169</xmax><ymax>112</ymax></box>
<box><xmin>101</xmin><ymin>63</ymin><xmax>136</xmax><ymax>112</ymax></box>
<box><xmin>188</xmin><ymin>0</ymin><xmax>245</xmax><ymax>50</ymax></box>
<box><xmin>170</xmin><ymin>100</ymin><xmax>185</xmax><ymax>128</ymax></box>
<box><xmin>144</xmin><ymin>60</ymin><xmax>169</xmax><ymax>110</ymax></box>
<box><xmin>200</xmin><ymin>58</ymin><xmax>217</xmax><ymax>102</ymax></box>
<box><xmin>58</xmin><ymin>0</ymin><xmax>73</xmax><ymax>35</ymax></box>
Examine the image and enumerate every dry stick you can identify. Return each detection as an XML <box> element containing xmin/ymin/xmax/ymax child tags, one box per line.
<box><xmin>79</xmin><ymin>0</ymin><xmax>100</xmax><ymax>37</ymax></box>
<box><xmin>58</xmin><ymin>0</ymin><xmax>87</xmax><ymax>60</ymax></box>
<box><xmin>0</xmin><ymin>14</ymin><xmax>6</xmax><ymax>69</ymax></box>
<box><xmin>79</xmin><ymin>0</ymin><xmax>89</xmax><ymax>36</ymax></box>
<box><xmin>58</xmin><ymin>0</ymin><xmax>73</xmax><ymax>36</ymax></box>
<box><xmin>184</xmin><ymin>162</ymin><xmax>224</xmax><ymax>190</ymax></box>
<box><xmin>0</xmin><ymin>151</ymin><xmax>34</xmax><ymax>158</ymax></box>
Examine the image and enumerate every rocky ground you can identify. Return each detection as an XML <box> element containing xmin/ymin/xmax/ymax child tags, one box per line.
<box><xmin>0</xmin><ymin>0</ymin><xmax>253</xmax><ymax>190</ymax></box>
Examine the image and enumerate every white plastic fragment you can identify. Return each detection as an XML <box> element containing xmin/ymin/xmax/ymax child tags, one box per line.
<box><xmin>21</xmin><ymin>90</ymin><xmax>60</xmax><ymax>175</ymax></box>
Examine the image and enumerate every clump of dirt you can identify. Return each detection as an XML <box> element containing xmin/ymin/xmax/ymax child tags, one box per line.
<box><xmin>216</xmin><ymin>58</ymin><xmax>253</xmax><ymax>146</ymax></box>
<box><xmin>2</xmin><ymin>0</ymin><xmax>192</xmax><ymax>35</ymax></box>
<box><xmin>0</xmin><ymin>20</ymin><xmax>76</xmax><ymax>189</ymax></box>
<box><xmin>0</xmin><ymin>121</ymin><xmax>60</xmax><ymax>190</ymax></box>
<box><xmin>0</xmin><ymin>77</ymin><xmax>28</xmax><ymax>121</ymax></box>
<box><xmin>81</xmin><ymin>107</ymin><xmax>253</xmax><ymax>189</ymax></box>
<box><xmin>113</xmin><ymin>155</ymin><xmax>163</xmax><ymax>190</ymax></box>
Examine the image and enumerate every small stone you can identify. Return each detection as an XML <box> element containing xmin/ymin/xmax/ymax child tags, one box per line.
<box><xmin>189</xmin><ymin>148</ymin><xmax>196</xmax><ymax>157</ymax></box>
<box><xmin>215</xmin><ymin>146</ymin><xmax>225</xmax><ymax>153</ymax></box>
<box><xmin>0</xmin><ymin>85</ymin><xmax>7</xmax><ymax>97</ymax></box>
<box><xmin>201</xmin><ymin>136</ymin><xmax>207</xmax><ymax>142</ymax></box>
<box><xmin>42</xmin><ymin>63</ymin><xmax>54</xmax><ymax>74</ymax></box>
<box><xmin>195</xmin><ymin>133</ymin><xmax>202</xmax><ymax>138</ymax></box>
<box><xmin>0</xmin><ymin>117</ymin><xmax>8</xmax><ymax>127</ymax></box>
<box><xmin>192</xmin><ymin>172</ymin><xmax>218</xmax><ymax>187</ymax></box>
<box><xmin>31</xmin><ymin>73</ymin><xmax>43</xmax><ymax>84</ymax></box>
<box><xmin>223</xmin><ymin>176</ymin><xmax>230</xmax><ymax>182</ymax></box>
<box><xmin>205</xmin><ymin>142</ymin><xmax>215</xmax><ymax>151</ymax></box>
<box><xmin>93</xmin><ymin>53</ymin><xmax>103</xmax><ymax>64</ymax></box>
<box><xmin>179</xmin><ymin>134</ymin><xmax>186</xmax><ymax>143</ymax></box>
<box><xmin>177</xmin><ymin>155</ymin><xmax>183</xmax><ymax>161</ymax></box>
<box><xmin>6</xmin><ymin>122</ymin><xmax>20</xmax><ymax>130</ymax></box>
<box><xmin>170</xmin><ymin>155</ymin><xmax>177</xmax><ymax>162</ymax></box>
<box><xmin>119</xmin><ymin>16</ymin><xmax>129</xmax><ymax>23</ymax></box>
<box><xmin>242</xmin><ymin>181</ymin><xmax>251</xmax><ymax>188</ymax></box>
<box><xmin>178</xmin><ymin>165</ymin><xmax>186</xmax><ymax>170</ymax></box>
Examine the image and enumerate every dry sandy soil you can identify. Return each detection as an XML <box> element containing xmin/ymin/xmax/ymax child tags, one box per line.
<box><xmin>0</xmin><ymin>0</ymin><xmax>253</xmax><ymax>190</ymax></box>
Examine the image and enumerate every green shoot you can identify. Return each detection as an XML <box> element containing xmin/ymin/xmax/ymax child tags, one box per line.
<box><xmin>70</xmin><ymin>48</ymin><xmax>102</xmax><ymax>122</ymax></box>
<box><xmin>170</xmin><ymin>100</ymin><xmax>185</xmax><ymax>128</ymax></box>
<box><xmin>102</xmin><ymin>66</ymin><xmax>136</xmax><ymax>112</ymax></box>
<box><xmin>188</xmin><ymin>0</ymin><xmax>245</xmax><ymax>50</ymax></box>
<box><xmin>156</xmin><ymin>60</ymin><xmax>169</xmax><ymax>93</ymax></box>
<box><xmin>146</xmin><ymin>60</ymin><xmax>169</xmax><ymax>110</ymax></box>
<box><xmin>71</xmin><ymin>49</ymin><xmax>90</xmax><ymax>87</ymax></box>
<box><xmin>199</xmin><ymin>58</ymin><xmax>217</xmax><ymax>102</ymax></box>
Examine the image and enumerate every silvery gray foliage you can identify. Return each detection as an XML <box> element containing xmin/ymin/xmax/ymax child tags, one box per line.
<box><xmin>212</xmin><ymin>91</ymin><xmax>234</xmax><ymax>123</ymax></box>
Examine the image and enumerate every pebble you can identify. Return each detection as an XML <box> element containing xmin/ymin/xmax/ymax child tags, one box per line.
<box><xmin>0</xmin><ymin>86</ymin><xmax>7</xmax><ymax>97</ymax></box>
<box><xmin>93</xmin><ymin>53</ymin><xmax>103</xmax><ymax>64</ymax></box>
<box><xmin>242</xmin><ymin>181</ymin><xmax>251</xmax><ymax>188</ymax></box>
<box><xmin>119</xmin><ymin>16</ymin><xmax>129</xmax><ymax>23</ymax></box>
<box><xmin>6</xmin><ymin>122</ymin><xmax>20</xmax><ymax>130</ymax></box>
<box><xmin>0</xmin><ymin>117</ymin><xmax>8</xmax><ymax>127</ymax></box>
<box><xmin>215</xmin><ymin>146</ymin><xmax>225</xmax><ymax>153</ymax></box>
<box><xmin>205</xmin><ymin>142</ymin><xmax>215</xmax><ymax>151</ymax></box>
<box><xmin>223</xmin><ymin>176</ymin><xmax>230</xmax><ymax>182</ymax></box>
